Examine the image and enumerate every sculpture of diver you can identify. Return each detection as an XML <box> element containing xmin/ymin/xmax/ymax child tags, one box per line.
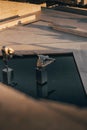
<box><xmin>1</xmin><ymin>46</ymin><xmax>14</xmax><ymax>69</ymax></box>
<box><xmin>37</xmin><ymin>54</ymin><xmax>55</xmax><ymax>68</ymax></box>
<box><xmin>1</xmin><ymin>46</ymin><xmax>17</xmax><ymax>86</ymax></box>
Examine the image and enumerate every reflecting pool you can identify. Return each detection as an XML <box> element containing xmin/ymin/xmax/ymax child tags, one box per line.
<box><xmin>0</xmin><ymin>53</ymin><xmax>87</xmax><ymax>107</ymax></box>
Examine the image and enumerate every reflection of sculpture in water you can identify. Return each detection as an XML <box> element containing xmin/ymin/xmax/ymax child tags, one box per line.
<box><xmin>37</xmin><ymin>54</ymin><xmax>55</xmax><ymax>68</ymax></box>
<box><xmin>1</xmin><ymin>46</ymin><xmax>14</xmax><ymax>68</ymax></box>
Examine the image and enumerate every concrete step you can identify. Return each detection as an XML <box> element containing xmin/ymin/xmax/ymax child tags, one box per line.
<box><xmin>0</xmin><ymin>1</ymin><xmax>41</xmax><ymax>20</ymax></box>
<box><xmin>0</xmin><ymin>12</ymin><xmax>40</xmax><ymax>30</ymax></box>
<box><xmin>0</xmin><ymin>1</ymin><xmax>41</xmax><ymax>30</ymax></box>
<box><xmin>41</xmin><ymin>8</ymin><xmax>87</xmax><ymax>38</ymax></box>
<box><xmin>0</xmin><ymin>15</ymin><xmax>19</xmax><ymax>22</ymax></box>
<box><xmin>53</xmin><ymin>6</ymin><xmax>87</xmax><ymax>16</ymax></box>
<box><xmin>50</xmin><ymin>23</ymin><xmax>87</xmax><ymax>38</ymax></box>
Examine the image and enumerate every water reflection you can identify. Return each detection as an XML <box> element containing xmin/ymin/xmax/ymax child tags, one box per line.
<box><xmin>36</xmin><ymin>83</ymin><xmax>48</xmax><ymax>98</ymax></box>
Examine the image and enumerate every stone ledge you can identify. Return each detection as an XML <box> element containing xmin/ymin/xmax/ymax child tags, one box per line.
<box><xmin>50</xmin><ymin>23</ymin><xmax>87</xmax><ymax>38</ymax></box>
<box><xmin>0</xmin><ymin>11</ymin><xmax>40</xmax><ymax>30</ymax></box>
<box><xmin>53</xmin><ymin>6</ymin><xmax>87</xmax><ymax>16</ymax></box>
<box><xmin>0</xmin><ymin>1</ymin><xmax>41</xmax><ymax>20</ymax></box>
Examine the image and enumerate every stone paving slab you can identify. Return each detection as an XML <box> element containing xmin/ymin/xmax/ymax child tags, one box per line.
<box><xmin>74</xmin><ymin>50</ymin><xmax>87</xmax><ymax>94</ymax></box>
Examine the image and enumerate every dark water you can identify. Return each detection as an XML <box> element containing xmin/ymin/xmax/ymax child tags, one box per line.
<box><xmin>0</xmin><ymin>54</ymin><xmax>87</xmax><ymax>107</ymax></box>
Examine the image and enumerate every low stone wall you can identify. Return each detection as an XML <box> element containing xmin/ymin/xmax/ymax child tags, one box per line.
<box><xmin>54</xmin><ymin>6</ymin><xmax>87</xmax><ymax>16</ymax></box>
<box><xmin>0</xmin><ymin>10</ymin><xmax>41</xmax><ymax>30</ymax></box>
<box><xmin>0</xmin><ymin>1</ymin><xmax>41</xmax><ymax>20</ymax></box>
<box><xmin>50</xmin><ymin>23</ymin><xmax>87</xmax><ymax>38</ymax></box>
